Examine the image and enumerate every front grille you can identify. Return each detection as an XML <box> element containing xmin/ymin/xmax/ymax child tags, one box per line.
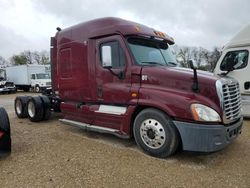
<box><xmin>46</xmin><ymin>82</ymin><xmax>51</xmax><ymax>86</ymax></box>
<box><xmin>5</xmin><ymin>82</ymin><xmax>14</xmax><ymax>87</ymax></box>
<box><xmin>222</xmin><ymin>82</ymin><xmax>241</xmax><ymax>121</ymax></box>
<box><xmin>216</xmin><ymin>78</ymin><xmax>242</xmax><ymax>124</ymax></box>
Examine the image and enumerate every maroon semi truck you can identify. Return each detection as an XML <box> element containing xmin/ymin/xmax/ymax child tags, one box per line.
<box><xmin>15</xmin><ymin>17</ymin><xmax>243</xmax><ymax>158</ymax></box>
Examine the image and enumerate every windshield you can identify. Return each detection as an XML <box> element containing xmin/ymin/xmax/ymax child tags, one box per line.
<box><xmin>220</xmin><ymin>50</ymin><xmax>249</xmax><ymax>71</ymax></box>
<box><xmin>36</xmin><ymin>73</ymin><xmax>51</xmax><ymax>79</ymax></box>
<box><xmin>127</xmin><ymin>37</ymin><xmax>178</xmax><ymax>66</ymax></box>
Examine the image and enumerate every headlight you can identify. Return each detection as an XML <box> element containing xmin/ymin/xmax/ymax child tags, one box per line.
<box><xmin>191</xmin><ymin>104</ymin><xmax>221</xmax><ymax>122</ymax></box>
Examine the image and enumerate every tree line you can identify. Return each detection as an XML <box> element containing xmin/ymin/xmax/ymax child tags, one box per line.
<box><xmin>0</xmin><ymin>47</ymin><xmax>221</xmax><ymax>71</ymax></box>
<box><xmin>0</xmin><ymin>50</ymin><xmax>50</xmax><ymax>68</ymax></box>
<box><xmin>174</xmin><ymin>46</ymin><xmax>221</xmax><ymax>72</ymax></box>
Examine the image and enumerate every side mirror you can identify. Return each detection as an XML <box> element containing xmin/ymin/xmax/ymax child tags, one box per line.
<box><xmin>244</xmin><ymin>82</ymin><xmax>250</xmax><ymax>90</ymax></box>
<box><xmin>101</xmin><ymin>46</ymin><xmax>112</xmax><ymax>68</ymax></box>
<box><xmin>100</xmin><ymin>45</ymin><xmax>125</xmax><ymax>80</ymax></box>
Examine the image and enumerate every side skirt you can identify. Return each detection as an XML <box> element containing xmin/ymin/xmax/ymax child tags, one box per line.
<box><xmin>59</xmin><ymin>118</ymin><xmax>130</xmax><ymax>139</ymax></box>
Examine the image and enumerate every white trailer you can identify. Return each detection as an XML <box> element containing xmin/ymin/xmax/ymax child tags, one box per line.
<box><xmin>214</xmin><ymin>24</ymin><xmax>250</xmax><ymax>117</ymax></box>
<box><xmin>6</xmin><ymin>65</ymin><xmax>51</xmax><ymax>92</ymax></box>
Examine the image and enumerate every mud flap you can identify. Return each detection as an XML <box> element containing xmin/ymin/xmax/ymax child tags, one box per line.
<box><xmin>0</xmin><ymin>107</ymin><xmax>11</xmax><ymax>156</ymax></box>
<box><xmin>0</xmin><ymin>131</ymin><xmax>11</xmax><ymax>156</ymax></box>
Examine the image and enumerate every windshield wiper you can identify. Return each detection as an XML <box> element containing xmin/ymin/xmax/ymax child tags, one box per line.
<box><xmin>168</xmin><ymin>62</ymin><xmax>178</xmax><ymax>66</ymax></box>
<box><xmin>141</xmin><ymin>62</ymin><xmax>165</xmax><ymax>66</ymax></box>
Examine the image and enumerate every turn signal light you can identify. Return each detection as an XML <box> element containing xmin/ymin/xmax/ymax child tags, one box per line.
<box><xmin>131</xmin><ymin>92</ymin><xmax>138</xmax><ymax>97</ymax></box>
<box><xmin>154</xmin><ymin>31</ymin><xmax>166</xmax><ymax>37</ymax></box>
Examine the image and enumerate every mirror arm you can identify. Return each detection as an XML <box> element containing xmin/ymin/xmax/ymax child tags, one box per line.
<box><xmin>107</xmin><ymin>67</ymin><xmax>125</xmax><ymax>80</ymax></box>
<box><xmin>192</xmin><ymin>68</ymin><xmax>199</xmax><ymax>92</ymax></box>
<box><xmin>188</xmin><ymin>60</ymin><xmax>199</xmax><ymax>92</ymax></box>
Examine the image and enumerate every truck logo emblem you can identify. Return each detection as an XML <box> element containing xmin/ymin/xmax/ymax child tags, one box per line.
<box><xmin>142</xmin><ymin>75</ymin><xmax>148</xmax><ymax>81</ymax></box>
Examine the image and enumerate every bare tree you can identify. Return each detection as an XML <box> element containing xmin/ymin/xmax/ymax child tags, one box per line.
<box><xmin>33</xmin><ymin>51</ymin><xmax>41</xmax><ymax>64</ymax></box>
<box><xmin>0</xmin><ymin>56</ymin><xmax>8</xmax><ymax>68</ymax></box>
<box><xmin>210</xmin><ymin>47</ymin><xmax>221</xmax><ymax>71</ymax></box>
<box><xmin>176</xmin><ymin>46</ymin><xmax>221</xmax><ymax>72</ymax></box>
<box><xmin>177</xmin><ymin>47</ymin><xmax>192</xmax><ymax>67</ymax></box>
<box><xmin>10</xmin><ymin>54</ymin><xmax>27</xmax><ymax>65</ymax></box>
<box><xmin>9</xmin><ymin>50</ymin><xmax>50</xmax><ymax>65</ymax></box>
<box><xmin>22</xmin><ymin>50</ymin><xmax>33</xmax><ymax>64</ymax></box>
<box><xmin>40</xmin><ymin>51</ymin><xmax>50</xmax><ymax>65</ymax></box>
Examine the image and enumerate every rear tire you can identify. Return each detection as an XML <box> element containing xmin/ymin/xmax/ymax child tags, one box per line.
<box><xmin>27</xmin><ymin>96</ymin><xmax>44</xmax><ymax>122</ymax></box>
<box><xmin>133</xmin><ymin>108</ymin><xmax>179</xmax><ymax>158</ymax></box>
<box><xmin>0</xmin><ymin>107</ymin><xmax>11</xmax><ymax>153</ymax></box>
<box><xmin>14</xmin><ymin>96</ymin><xmax>30</xmax><ymax>118</ymax></box>
<box><xmin>39</xmin><ymin>95</ymin><xmax>51</xmax><ymax>121</ymax></box>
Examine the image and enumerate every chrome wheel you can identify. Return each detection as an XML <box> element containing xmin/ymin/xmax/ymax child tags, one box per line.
<box><xmin>28</xmin><ymin>101</ymin><xmax>35</xmax><ymax>118</ymax></box>
<box><xmin>140</xmin><ymin>118</ymin><xmax>166</xmax><ymax>149</ymax></box>
<box><xmin>15</xmin><ymin>100</ymin><xmax>22</xmax><ymax>115</ymax></box>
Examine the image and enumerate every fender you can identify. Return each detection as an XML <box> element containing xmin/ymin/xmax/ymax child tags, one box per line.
<box><xmin>138</xmin><ymin>86</ymin><xmax>221</xmax><ymax>122</ymax></box>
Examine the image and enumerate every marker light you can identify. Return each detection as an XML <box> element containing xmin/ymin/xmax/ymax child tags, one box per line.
<box><xmin>154</xmin><ymin>31</ymin><xmax>166</xmax><ymax>37</ymax></box>
<box><xmin>135</xmin><ymin>26</ymin><xmax>140</xmax><ymax>32</ymax></box>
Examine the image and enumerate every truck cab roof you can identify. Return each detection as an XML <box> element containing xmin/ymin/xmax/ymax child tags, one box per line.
<box><xmin>56</xmin><ymin>17</ymin><xmax>175</xmax><ymax>45</ymax></box>
<box><xmin>224</xmin><ymin>24</ymin><xmax>250</xmax><ymax>49</ymax></box>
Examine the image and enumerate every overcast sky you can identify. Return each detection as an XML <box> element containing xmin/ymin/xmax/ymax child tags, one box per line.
<box><xmin>0</xmin><ymin>0</ymin><xmax>249</xmax><ymax>59</ymax></box>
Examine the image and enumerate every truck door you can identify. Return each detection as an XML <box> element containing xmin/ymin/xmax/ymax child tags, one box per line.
<box><xmin>30</xmin><ymin>74</ymin><xmax>36</xmax><ymax>87</ymax></box>
<box><xmin>93</xmin><ymin>35</ymin><xmax>132</xmax><ymax>129</ymax></box>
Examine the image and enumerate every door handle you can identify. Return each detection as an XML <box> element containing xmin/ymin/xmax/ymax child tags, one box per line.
<box><xmin>97</xmin><ymin>86</ymin><xmax>102</xmax><ymax>97</ymax></box>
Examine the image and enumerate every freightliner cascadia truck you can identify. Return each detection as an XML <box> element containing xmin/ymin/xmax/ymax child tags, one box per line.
<box><xmin>14</xmin><ymin>18</ymin><xmax>243</xmax><ymax>158</ymax></box>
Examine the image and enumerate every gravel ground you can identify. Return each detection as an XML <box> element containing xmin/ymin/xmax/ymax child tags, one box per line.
<box><xmin>0</xmin><ymin>92</ymin><xmax>250</xmax><ymax>188</ymax></box>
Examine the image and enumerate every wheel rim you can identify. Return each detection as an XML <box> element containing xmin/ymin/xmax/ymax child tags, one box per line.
<box><xmin>28</xmin><ymin>101</ymin><xmax>35</xmax><ymax>118</ymax></box>
<box><xmin>35</xmin><ymin>86</ymin><xmax>39</xmax><ymax>92</ymax></box>
<box><xmin>16</xmin><ymin>100</ymin><xmax>22</xmax><ymax>115</ymax></box>
<box><xmin>140</xmin><ymin>118</ymin><xmax>166</xmax><ymax>149</ymax></box>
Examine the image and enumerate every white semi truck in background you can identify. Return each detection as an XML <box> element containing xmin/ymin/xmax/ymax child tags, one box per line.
<box><xmin>6</xmin><ymin>65</ymin><xmax>51</xmax><ymax>92</ymax></box>
<box><xmin>214</xmin><ymin>24</ymin><xmax>250</xmax><ymax>117</ymax></box>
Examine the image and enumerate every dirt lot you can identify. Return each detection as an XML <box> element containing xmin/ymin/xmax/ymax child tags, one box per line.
<box><xmin>0</xmin><ymin>92</ymin><xmax>249</xmax><ymax>188</ymax></box>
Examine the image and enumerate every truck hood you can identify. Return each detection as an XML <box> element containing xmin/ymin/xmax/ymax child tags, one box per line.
<box><xmin>141</xmin><ymin>66</ymin><xmax>220</xmax><ymax>104</ymax></box>
<box><xmin>35</xmin><ymin>79</ymin><xmax>51</xmax><ymax>83</ymax></box>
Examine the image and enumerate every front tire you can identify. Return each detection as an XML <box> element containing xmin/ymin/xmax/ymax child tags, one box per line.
<box><xmin>133</xmin><ymin>108</ymin><xmax>179</xmax><ymax>158</ymax></box>
<box><xmin>35</xmin><ymin>85</ymin><xmax>40</xmax><ymax>93</ymax></box>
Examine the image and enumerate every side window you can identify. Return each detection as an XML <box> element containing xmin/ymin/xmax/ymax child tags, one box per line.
<box><xmin>31</xmin><ymin>74</ymin><xmax>35</xmax><ymax>79</ymax></box>
<box><xmin>220</xmin><ymin>50</ymin><xmax>249</xmax><ymax>71</ymax></box>
<box><xmin>59</xmin><ymin>48</ymin><xmax>72</xmax><ymax>78</ymax></box>
<box><xmin>100</xmin><ymin>41</ymin><xmax>125</xmax><ymax>69</ymax></box>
